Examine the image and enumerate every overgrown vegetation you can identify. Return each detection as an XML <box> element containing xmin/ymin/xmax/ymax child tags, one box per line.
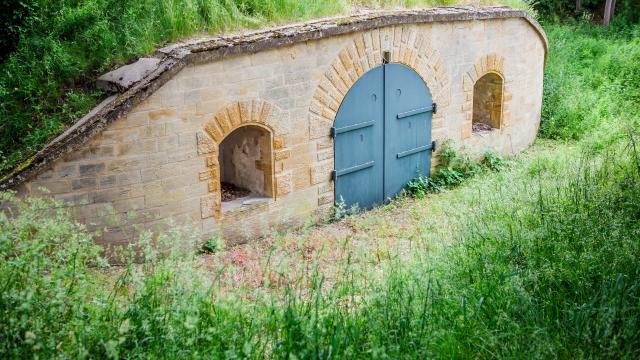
<box><xmin>0</xmin><ymin>0</ymin><xmax>535</xmax><ymax>177</ymax></box>
<box><xmin>534</xmin><ymin>0</ymin><xmax>640</xmax><ymax>24</ymax></box>
<box><xmin>2</xmin><ymin>4</ymin><xmax>640</xmax><ymax>359</ymax></box>
<box><xmin>406</xmin><ymin>140</ymin><xmax>506</xmax><ymax>197</ymax></box>
<box><xmin>540</xmin><ymin>23</ymin><xmax>640</xmax><ymax>140</ymax></box>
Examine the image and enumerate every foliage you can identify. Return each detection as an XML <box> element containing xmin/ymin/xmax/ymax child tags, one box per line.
<box><xmin>405</xmin><ymin>140</ymin><xmax>502</xmax><ymax>198</ymax></box>
<box><xmin>202</xmin><ymin>235</ymin><xmax>225</xmax><ymax>253</ymax></box>
<box><xmin>1</xmin><ymin>14</ymin><xmax>640</xmax><ymax>360</ymax></box>
<box><xmin>535</xmin><ymin>0</ymin><xmax>640</xmax><ymax>24</ymax></box>
<box><xmin>0</xmin><ymin>0</ymin><xmax>36</xmax><ymax>59</ymax></box>
<box><xmin>0</xmin><ymin>193</ymin><xmax>106</xmax><ymax>356</ymax></box>
<box><xmin>540</xmin><ymin>22</ymin><xmax>640</xmax><ymax>140</ymax></box>
<box><xmin>329</xmin><ymin>195</ymin><xmax>361</xmax><ymax>221</ymax></box>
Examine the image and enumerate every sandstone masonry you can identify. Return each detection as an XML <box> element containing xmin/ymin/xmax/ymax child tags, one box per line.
<box><xmin>5</xmin><ymin>7</ymin><xmax>547</xmax><ymax>247</ymax></box>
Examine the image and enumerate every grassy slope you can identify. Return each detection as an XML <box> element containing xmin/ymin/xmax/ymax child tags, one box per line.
<box><xmin>2</xmin><ymin>20</ymin><xmax>640</xmax><ymax>359</ymax></box>
<box><xmin>0</xmin><ymin>0</ymin><xmax>534</xmax><ymax>177</ymax></box>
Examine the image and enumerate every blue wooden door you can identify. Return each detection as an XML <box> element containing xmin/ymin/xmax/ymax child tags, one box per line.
<box><xmin>333</xmin><ymin>66</ymin><xmax>384</xmax><ymax>209</ymax></box>
<box><xmin>383</xmin><ymin>64</ymin><xmax>434</xmax><ymax>199</ymax></box>
<box><xmin>333</xmin><ymin>64</ymin><xmax>433</xmax><ymax>209</ymax></box>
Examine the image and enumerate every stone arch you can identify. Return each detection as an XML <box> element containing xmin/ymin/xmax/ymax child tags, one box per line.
<box><xmin>197</xmin><ymin>99</ymin><xmax>291</xmax><ymax>220</ymax></box>
<box><xmin>462</xmin><ymin>53</ymin><xmax>512</xmax><ymax>138</ymax></box>
<box><xmin>308</xmin><ymin>26</ymin><xmax>451</xmax><ymax>207</ymax></box>
<box><xmin>308</xmin><ymin>25</ymin><xmax>451</xmax><ymax>140</ymax></box>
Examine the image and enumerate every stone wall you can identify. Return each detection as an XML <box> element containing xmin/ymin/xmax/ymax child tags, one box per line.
<box><xmin>14</xmin><ymin>15</ymin><xmax>546</xmax><ymax>247</ymax></box>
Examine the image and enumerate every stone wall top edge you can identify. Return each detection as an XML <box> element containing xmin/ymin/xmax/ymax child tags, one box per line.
<box><xmin>0</xmin><ymin>6</ymin><xmax>547</xmax><ymax>190</ymax></box>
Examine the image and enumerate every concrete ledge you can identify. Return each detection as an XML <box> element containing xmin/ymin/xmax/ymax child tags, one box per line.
<box><xmin>0</xmin><ymin>6</ymin><xmax>547</xmax><ymax>190</ymax></box>
<box><xmin>96</xmin><ymin>58</ymin><xmax>161</xmax><ymax>92</ymax></box>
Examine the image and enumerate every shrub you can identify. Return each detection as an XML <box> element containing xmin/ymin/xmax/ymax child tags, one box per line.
<box><xmin>540</xmin><ymin>23</ymin><xmax>640</xmax><ymax>140</ymax></box>
<box><xmin>0</xmin><ymin>192</ymin><xmax>105</xmax><ymax>356</ymax></box>
<box><xmin>405</xmin><ymin>140</ymin><xmax>504</xmax><ymax>198</ymax></box>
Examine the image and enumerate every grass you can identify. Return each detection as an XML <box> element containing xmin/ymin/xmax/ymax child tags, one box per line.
<box><xmin>2</xmin><ymin>17</ymin><xmax>640</xmax><ymax>360</ymax></box>
<box><xmin>0</xmin><ymin>0</ymin><xmax>536</xmax><ymax>177</ymax></box>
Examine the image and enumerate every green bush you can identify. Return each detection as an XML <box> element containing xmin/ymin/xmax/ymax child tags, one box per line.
<box><xmin>0</xmin><ymin>193</ymin><xmax>105</xmax><ymax>356</ymax></box>
<box><xmin>535</xmin><ymin>0</ymin><xmax>640</xmax><ymax>24</ymax></box>
<box><xmin>405</xmin><ymin>141</ymin><xmax>503</xmax><ymax>198</ymax></box>
<box><xmin>540</xmin><ymin>23</ymin><xmax>640</xmax><ymax>140</ymax></box>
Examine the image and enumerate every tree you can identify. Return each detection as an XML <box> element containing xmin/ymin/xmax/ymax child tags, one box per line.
<box><xmin>604</xmin><ymin>0</ymin><xmax>616</xmax><ymax>26</ymax></box>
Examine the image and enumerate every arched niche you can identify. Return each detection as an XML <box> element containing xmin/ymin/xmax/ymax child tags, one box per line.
<box><xmin>218</xmin><ymin>125</ymin><xmax>274</xmax><ymax>210</ymax></box>
<box><xmin>472</xmin><ymin>72</ymin><xmax>504</xmax><ymax>132</ymax></box>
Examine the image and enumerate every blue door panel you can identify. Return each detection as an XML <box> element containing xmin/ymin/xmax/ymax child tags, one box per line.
<box><xmin>334</xmin><ymin>63</ymin><xmax>432</xmax><ymax>209</ymax></box>
<box><xmin>383</xmin><ymin>64</ymin><xmax>433</xmax><ymax>199</ymax></box>
<box><xmin>333</xmin><ymin>66</ymin><xmax>384</xmax><ymax>209</ymax></box>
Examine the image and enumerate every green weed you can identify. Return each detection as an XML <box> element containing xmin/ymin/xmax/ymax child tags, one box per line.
<box><xmin>405</xmin><ymin>140</ymin><xmax>503</xmax><ymax>198</ymax></box>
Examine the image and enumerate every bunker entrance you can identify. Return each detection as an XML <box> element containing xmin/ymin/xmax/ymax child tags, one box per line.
<box><xmin>472</xmin><ymin>72</ymin><xmax>503</xmax><ymax>132</ymax></box>
<box><xmin>218</xmin><ymin>125</ymin><xmax>273</xmax><ymax>211</ymax></box>
<box><xmin>333</xmin><ymin>64</ymin><xmax>434</xmax><ymax>211</ymax></box>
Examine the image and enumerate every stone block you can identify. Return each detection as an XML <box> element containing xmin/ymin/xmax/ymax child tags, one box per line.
<box><xmin>310</xmin><ymin>162</ymin><xmax>332</xmax><ymax>185</ymax></box>
<box><xmin>54</xmin><ymin>164</ymin><xmax>78</xmax><ymax>178</ymax></box>
<box><xmin>148</xmin><ymin>108</ymin><xmax>177</xmax><ymax>122</ymax></box>
<box><xmin>100</xmin><ymin>175</ymin><xmax>117</xmax><ymax>189</ymax></box>
<box><xmin>274</xmin><ymin>149</ymin><xmax>291</xmax><ymax>161</ymax></box>
<box><xmin>79</xmin><ymin>163</ymin><xmax>106</xmax><ymax>177</ymax></box>
<box><xmin>309</xmin><ymin>116</ymin><xmax>332</xmax><ymax>139</ymax></box>
<box><xmin>276</xmin><ymin>172</ymin><xmax>293</xmax><ymax>197</ymax></box>
<box><xmin>292</xmin><ymin>166</ymin><xmax>311</xmax><ymax>191</ymax></box>
<box><xmin>200</xmin><ymin>193</ymin><xmax>219</xmax><ymax>219</ymax></box>
<box><xmin>196</xmin><ymin>131</ymin><xmax>217</xmax><ymax>155</ymax></box>
<box><xmin>96</xmin><ymin>57</ymin><xmax>161</xmax><ymax>92</ymax></box>
<box><xmin>32</xmin><ymin>180</ymin><xmax>70</xmax><ymax>195</ymax></box>
<box><xmin>72</xmin><ymin>177</ymin><xmax>97</xmax><ymax>191</ymax></box>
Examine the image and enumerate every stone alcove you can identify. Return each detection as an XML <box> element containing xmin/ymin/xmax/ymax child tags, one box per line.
<box><xmin>218</xmin><ymin>125</ymin><xmax>274</xmax><ymax>211</ymax></box>
<box><xmin>472</xmin><ymin>72</ymin><xmax>504</xmax><ymax>132</ymax></box>
<box><xmin>197</xmin><ymin>99</ymin><xmax>288</xmax><ymax>220</ymax></box>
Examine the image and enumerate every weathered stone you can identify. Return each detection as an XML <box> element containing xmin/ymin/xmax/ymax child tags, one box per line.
<box><xmin>96</xmin><ymin>58</ymin><xmax>162</xmax><ymax>92</ymax></box>
<box><xmin>4</xmin><ymin>8</ymin><xmax>547</xmax><ymax>248</ymax></box>
<box><xmin>79</xmin><ymin>163</ymin><xmax>106</xmax><ymax>176</ymax></box>
<box><xmin>196</xmin><ymin>131</ymin><xmax>217</xmax><ymax>155</ymax></box>
<box><xmin>72</xmin><ymin>177</ymin><xmax>97</xmax><ymax>191</ymax></box>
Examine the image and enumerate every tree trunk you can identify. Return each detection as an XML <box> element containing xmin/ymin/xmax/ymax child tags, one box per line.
<box><xmin>576</xmin><ymin>0</ymin><xmax>581</xmax><ymax>13</ymax></box>
<box><xmin>604</xmin><ymin>0</ymin><xmax>615</xmax><ymax>27</ymax></box>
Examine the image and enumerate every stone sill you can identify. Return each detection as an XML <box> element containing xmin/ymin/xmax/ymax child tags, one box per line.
<box><xmin>221</xmin><ymin>195</ymin><xmax>272</xmax><ymax>216</ymax></box>
<box><xmin>472</xmin><ymin>127</ymin><xmax>500</xmax><ymax>137</ymax></box>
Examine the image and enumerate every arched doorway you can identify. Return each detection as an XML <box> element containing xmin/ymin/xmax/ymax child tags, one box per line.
<box><xmin>333</xmin><ymin>64</ymin><xmax>435</xmax><ymax>210</ymax></box>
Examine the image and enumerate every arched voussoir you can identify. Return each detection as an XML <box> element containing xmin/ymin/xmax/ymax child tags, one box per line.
<box><xmin>462</xmin><ymin>53</ymin><xmax>509</xmax><ymax>139</ymax></box>
<box><xmin>309</xmin><ymin>25</ymin><xmax>451</xmax><ymax>126</ymax></box>
<box><xmin>197</xmin><ymin>99</ymin><xmax>286</xmax><ymax>220</ymax></box>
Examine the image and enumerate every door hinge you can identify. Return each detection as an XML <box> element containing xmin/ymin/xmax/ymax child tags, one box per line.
<box><xmin>431</xmin><ymin>140</ymin><xmax>437</xmax><ymax>152</ymax></box>
<box><xmin>331</xmin><ymin>170</ymin><xmax>337</xmax><ymax>181</ymax></box>
<box><xmin>330</xmin><ymin>127</ymin><xmax>336</xmax><ymax>138</ymax></box>
<box><xmin>432</xmin><ymin>102</ymin><xmax>437</xmax><ymax>115</ymax></box>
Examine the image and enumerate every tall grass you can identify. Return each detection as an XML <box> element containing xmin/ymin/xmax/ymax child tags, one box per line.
<box><xmin>540</xmin><ymin>23</ymin><xmax>640</xmax><ymax>141</ymax></box>
<box><xmin>2</xmin><ymin>129</ymin><xmax>638</xmax><ymax>358</ymax></box>
<box><xmin>2</xmin><ymin>17</ymin><xmax>639</xmax><ymax>360</ymax></box>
